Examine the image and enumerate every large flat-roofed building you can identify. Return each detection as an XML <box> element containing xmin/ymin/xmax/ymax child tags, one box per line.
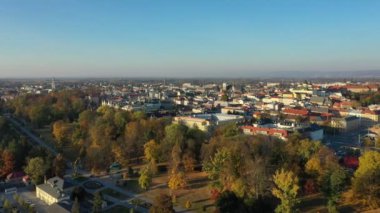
<box><xmin>174</xmin><ymin>113</ymin><xmax>244</xmax><ymax>132</ymax></box>
<box><xmin>331</xmin><ymin>116</ymin><xmax>360</xmax><ymax>133</ymax></box>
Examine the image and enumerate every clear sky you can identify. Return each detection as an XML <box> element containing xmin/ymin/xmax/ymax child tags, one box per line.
<box><xmin>0</xmin><ymin>0</ymin><xmax>379</xmax><ymax>78</ymax></box>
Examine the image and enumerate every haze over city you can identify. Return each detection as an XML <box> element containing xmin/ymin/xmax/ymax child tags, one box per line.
<box><xmin>1</xmin><ymin>0</ymin><xmax>380</xmax><ymax>78</ymax></box>
<box><xmin>2</xmin><ymin>1</ymin><xmax>380</xmax><ymax>213</ymax></box>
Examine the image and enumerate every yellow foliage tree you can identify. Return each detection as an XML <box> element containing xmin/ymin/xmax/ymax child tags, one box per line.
<box><xmin>168</xmin><ymin>169</ymin><xmax>187</xmax><ymax>191</ymax></box>
<box><xmin>144</xmin><ymin>140</ymin><xmax>159</xmax><ymax>163</ymax></box>
<box><xmin>52</xmin><ymin>120</ymin><xmax>73</xmax><ymax>145</ymax></box>
<box><xmin>183</xmin><ymin>153</ymin><xmax>196</xmax><ymax>173</ymax></box>
<box><xmin>272</xmin><ymin>168</ymin><xmax>300</xmax><ymax>213</ymax></box>
<box><xmin>305</xmin><ymin>156</ymin><xmax>323</xmax><ymax>178</ymax></box>
<box><xmin>352</xmin><ymin>151</ymin><xmax>380</xmax><ymax>209</ymax></box>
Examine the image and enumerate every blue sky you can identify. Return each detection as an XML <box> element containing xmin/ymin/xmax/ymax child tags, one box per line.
<box><xmin>0</xmin><ymin>0</ymin><xmax>379</xmax><ymax>78</ymax></box>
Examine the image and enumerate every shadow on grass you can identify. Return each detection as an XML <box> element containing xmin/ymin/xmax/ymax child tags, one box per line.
<box><xmin>299</xmin><ymin>193</ymin><xmax>327</xmax><ymax>213</ymax></box>
<box><xmin>187</xmin><ymin>177</ymin><xmax>209</xmax><ymax>189</ymax></box>
<box><xmin>338</xmin><ymin>205</ymin><xmax>358</xmax><ymax>213</ymax></box>
<box><xmin>193</xmin><ymin>198</ymin><xmax>210</xmax><ymax>204</ymax></box>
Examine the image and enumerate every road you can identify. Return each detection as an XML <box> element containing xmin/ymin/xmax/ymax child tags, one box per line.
<box><xmin>323</xmin><ymin>126</ymin><xmax>372</xmax><ymax>154</ymax></box>
<box><xmin>3</xmin><ymin>114</ymin><xmax>58</xmax><ymax>156</ymax></box>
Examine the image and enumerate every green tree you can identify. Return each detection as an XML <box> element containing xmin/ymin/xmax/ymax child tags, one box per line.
<box><xmin>203</xmin><ymin>148</ymin><xmax>229</xmax><ymax>189</ymax></box>
<box><xmin>297</xmin><ymin>139</ymin><xmax>321</xmax><ymax>164</ymax></box>
<box><xmin>222</xmin><ymin>123</ymin><xmax>240</xmax><ymax>138</ymax></box>
<box><xmin>28</xmin><ymin>104</ymin><xmax>50</xmax><ymax>128</ymax></box>
<box><xmin>321</xmin><ymin>167</ymin><xmax>348</xmax><ymax>213</ymax></box>
<box><xmin>3</xmin><ymin>199</ymin><xmax>12</xmax><ymax>210</ymax></box>
<box><xmin>352</xmin><ymin>151</ymin><xmax>380</xmax><ymax>208</ymax></box>
<box><xmin>138</xmin><ymin>166</ymin><xmax>152</xmax><ymax>190</ymax></box>
<box><xmin>24</xmin><ymin>157</ymin><xmax>48</xmax><ymax>184</ymax></box>
<box><xmin>160</xmin><ymin>124</ymin><xmax>188</xmax><ymax>161</ymax></box>
<box><xmin>272</xmin><ymin>169</ymin><xmax>300</xmax><ymax>213</ymax></box>
<box><xmin>92</xmin><ymin>191</ymin><xmax>103</xmax><ymax>213</ymax></box>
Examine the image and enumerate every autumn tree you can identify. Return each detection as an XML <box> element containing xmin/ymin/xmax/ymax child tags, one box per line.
<box><xmin>170</xmin><ymin>143</ymin><xmax>182</xmax><ymax>171</ymax></box>
<box><xmin>52</xmin><ymin>120</ymin><xmax>73</xmax><ymax>145</ymax></box>
<box><xmin>352</xmin><ymin>151</ymin><xmax>380</xmax><ymax>208</ymax></box>
<box><xmin>272</xmin><ymin>169</ymin><xmax>300</xmax><ymax>213</ymax></box>
<box><xmin>53</xmin><ymin>153</ymin><xmax>66</xmax><ymax>178</ymax></box>
<box><xmin>149</xmin><ymin>194</ymin><xmax>175</xmax><ymax>213</ymax></box>
<box><xmin>168</xmin><ymin>169</ymin><xmax>187</xmax><ymax>192</ymax></box>
<box><xmin>78</xmin><ymin>110</ymin><xmax>96</xmax><ymax>132</ymax></box>
<box><xmin>139</xmin><ymin>166</ymin><xmax>152</xmax><ymax>190</ymax></box>
<box><xmin>305</xmin><ymin>147</ymin><xmax>339</xmax><ymax>185</ymax></box>
<box><xmin>0</xmin><ymin>150</ymin><xmax>15</xmax><ymax>177</ymax></box>
<box><xmin>144</xmin><ymin>140</ymin><xmax>159</xmax><ymax>162</ymax></box>
<box><xmin>183</xmin><ymin>153</ymin><xmax>196</xmax><ymax>172</ymax></box>
<box><xmin>24</xmin><ymin>157</ymin><xmax>48</xmax><ymax>184</ymax></box>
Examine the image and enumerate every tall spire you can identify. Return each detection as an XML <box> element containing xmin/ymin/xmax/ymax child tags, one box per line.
<box><xmin>51</xmin><ymin>78</ymin><xmax>56</xmax><ymax>90</ymax></box>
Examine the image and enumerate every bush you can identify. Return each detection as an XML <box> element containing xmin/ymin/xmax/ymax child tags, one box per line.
<box><xmin>185</xmin><ymin>200</ymin><xmax>192</xmax><ymax>209</ymax></box>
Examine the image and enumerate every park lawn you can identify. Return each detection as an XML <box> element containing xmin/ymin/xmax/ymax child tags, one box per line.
<box><xmin>175</xmin><ymin>186</ymin><xmax>215</xmax><ymax>212</ymax></box>
<box><xmin>141</xmin><ymin>171</ymin><xmax>216</xmax><ymax>212</ymax></box>
<box><xmin>101</xmin><ymin>188</ymin><xmax>130</xmax><ymax>200</ymax></box>
<box><xmin>103</xmin><ymin>205</ymin><xmax>131</xmax><ymax>213</ymax></box>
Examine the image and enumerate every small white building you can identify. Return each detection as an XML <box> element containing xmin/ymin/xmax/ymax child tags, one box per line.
<box><xmin>36</xmin><ymin>177</ymin><xmax>70</xmax><ymax>205</ymax></box>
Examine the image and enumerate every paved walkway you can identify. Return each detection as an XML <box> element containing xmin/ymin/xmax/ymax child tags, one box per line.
<box><xmin>3</xmin><ymin>114</ymin><xmax>58</xmax><ymax>156</ymax></box>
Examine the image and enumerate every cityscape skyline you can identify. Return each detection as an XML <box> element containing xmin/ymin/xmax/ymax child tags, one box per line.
<box><xmin>1</xmin><ymin>0</ymin><xmax>380</xmax><ymax>78</ymax></box>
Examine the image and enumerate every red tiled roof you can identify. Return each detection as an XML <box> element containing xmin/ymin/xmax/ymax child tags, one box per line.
<box><xmin>283</xmin><ymin>108</ymin><xmax>309</xmax><ymax>116</ymax></box>
<box><xmin>341</xmin><ymin>101</ymin><xmax>353</xmax><ymax>107</ymax></box>
<box><xmin>242</xmin><ymin>126</ymin><xmax>288</xmax><ymax>138</ymax></box>
<box><xmin>346</xmin><ymin>85</ymin><xmax>368</xmax><ymax>89</ymax></box>
<box><xmin>328</xmin><ymin>85</ymin><xmax>343</xmax><ymax>90</ymax></box>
